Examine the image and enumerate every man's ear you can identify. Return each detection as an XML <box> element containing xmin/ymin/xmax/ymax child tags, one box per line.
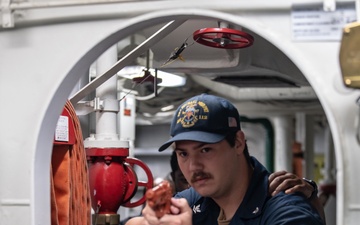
<box><xmin>235</xmin><ymin>130</ymin><xmax>245</xmax><ymax>153</ymax></box>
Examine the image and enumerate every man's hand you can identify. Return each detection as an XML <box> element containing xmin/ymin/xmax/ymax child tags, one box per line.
<box><xmin>269</xmin><ymin>171</ymin><xmax>326</xmax><ymax>224</ymax></box>
<box><xmin>145</xmin><ymin>180</ymin><xmax>173</xmax><ymax>218</ymax></box>
<box><xmin>141</xmin><ymin>198</ymin><xmax>192</xmax><ymax>225</ymax></box>
<box><xmin>269</xmin><ymin>170</ymin><xmax>313</xmax><ymax>198</ymax></box>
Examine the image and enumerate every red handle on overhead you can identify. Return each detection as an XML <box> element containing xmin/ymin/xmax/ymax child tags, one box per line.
<box><xmin>193</xmin><ymin>27</ymin><xmax>254</xmax><ymax>49</ymax></box>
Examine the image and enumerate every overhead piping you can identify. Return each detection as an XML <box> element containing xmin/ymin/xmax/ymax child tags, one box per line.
<box><xmin>7</xmin><ymin>0</ymin><xmax>155</xmax><ymax>10</ymax></box>
<box><xmin>70</xmin><ymin>19</ymin><xmax>187</xmax><ymax>104</ymax></box>
<box><xmin>6</xmin><ymin>0</ymin><xmax>324</xmax><ymax>11</ymax></box>
<box><xmin>2</xmin><ymin>1</ymin><xmax>333</xmax><ymax>28</ymax></box>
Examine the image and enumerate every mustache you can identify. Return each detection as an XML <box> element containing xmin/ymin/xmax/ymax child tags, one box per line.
<box><xmin>190</xmin><ymin>171</ymin><xmax>212</xmax><ymax>183</ymax></box>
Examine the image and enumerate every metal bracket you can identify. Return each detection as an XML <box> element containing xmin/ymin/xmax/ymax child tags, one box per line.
<box><xmin>1</xmin><ymin>0</ymin><xmax>14</xmax><ymax>28</ymax></box>
<box><xmin>73</xmin><ymin>97</ymin><xmax>120</xmax><ymax>115</ymax></box>
<box><xmin>323</xmin><ymin>0</ymin><xmax>336</xmax><ymax>12</ymax></box>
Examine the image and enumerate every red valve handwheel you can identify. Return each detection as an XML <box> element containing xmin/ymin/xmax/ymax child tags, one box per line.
<box><xmin>193</xmin><ymin>27</ymin><xmax>254</xmax><ymax>49</ymax></box>
<box><xmin>121</xmin><ymin>162</ymin><xmax>138</xmax><ymax>204</ymax></box>
<box><xmin>122</xmin><ymin>157</ymin><xmax>154</xmax><ymax>208</ymax></box>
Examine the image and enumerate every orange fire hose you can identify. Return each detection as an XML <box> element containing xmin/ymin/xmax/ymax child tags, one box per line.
<box><xmin>51</xmin><ymin>100</ymin><xmax>91</xmax><ymax>225</ymax></box>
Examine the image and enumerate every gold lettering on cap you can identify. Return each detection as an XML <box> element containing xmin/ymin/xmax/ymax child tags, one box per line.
<box><xmin>176</xmin><ymin>100</ymin><xmax>209</xmax><ymax>128</ymax></box>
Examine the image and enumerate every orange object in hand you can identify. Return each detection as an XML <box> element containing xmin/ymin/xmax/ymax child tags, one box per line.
<box><xmin>145</xmin><ymin>180</ymin><xmax>173</xmax><ymax>218</ymax></box>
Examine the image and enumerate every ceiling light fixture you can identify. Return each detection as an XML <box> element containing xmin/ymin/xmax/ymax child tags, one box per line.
<box><xmin>118</xmin><ymin>65</ymin><xmax>186</xmax><ymax>87</ymax></box>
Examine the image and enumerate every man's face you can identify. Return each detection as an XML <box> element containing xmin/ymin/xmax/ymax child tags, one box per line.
<box><xmin>174</xmin><ymin>135</ymin><xmax>244</xmax><ymax>198</ymax></box>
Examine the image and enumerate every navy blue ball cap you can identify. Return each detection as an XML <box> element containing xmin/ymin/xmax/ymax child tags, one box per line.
<box><xmin>158</xmin><ymin>94</ymin><xmax>241</xmax><ymax>151</ymax></box>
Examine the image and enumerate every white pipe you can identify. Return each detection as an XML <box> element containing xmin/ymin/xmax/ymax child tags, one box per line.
<box><xmin>296</xmin><ymin>113</ymin><xmax>315</xmax><ymax>179</ymax></box>
<box><xmin>9</xmin><ymin>0</ymin><xmax>342</xmax><ymax>11</ymax></box>
<box><xmin>272</xmin><ymin>115</ymin><xmax>293</xmax><ymax>172</ymax></box>
<box><xmin>295</xmin><ymin>113</ymin><xmax>306</xmax><ymax>147</ymax></box>
<box><xmin>4</xmin><ymin>0</ymin><xmax>351</xmax><ymax>30</ymax></box>
<box><xmin>5</xmin><ymin>0</ymin><xmax>343</xmax><ymax>27</ymax></box>
<box><xmin>95</xmin><ymin>45</ymin><xmax>119</xmax><ymax>139</ymax></box>
<box><xmin>84</xmin><ymin>46</ymin><xmax>130</xmax><ymax>149</ymax></box>
<box><xmin>9</xmin><ymin>0</ymin><xmax>151</xmax><ymax>9</ymax></box>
